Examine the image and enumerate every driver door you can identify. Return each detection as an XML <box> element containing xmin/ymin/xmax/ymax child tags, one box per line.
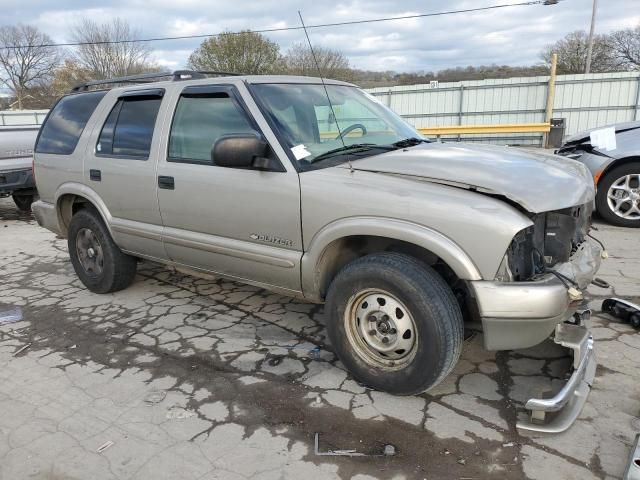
<box><xmin>155</xmin><ymin>84</ymin><xmax>303</xmax><ymax>293</ymax></box>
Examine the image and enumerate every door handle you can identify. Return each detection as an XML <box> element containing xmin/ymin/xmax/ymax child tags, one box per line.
<box><xmin>158</xmin><ymin>176</ymin><xmax>175</xmax><ymax>190</ymax></box>
<box><xmin>89</xmin><ymin>169</ymin><xmax>101</xmax><ymax>181</ymax></box>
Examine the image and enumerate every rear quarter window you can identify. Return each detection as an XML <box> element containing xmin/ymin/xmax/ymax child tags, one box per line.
<box><xmin>35</xmin><ymin>91</ymin><xmax>107</xmax><ymax>155</ymax></box>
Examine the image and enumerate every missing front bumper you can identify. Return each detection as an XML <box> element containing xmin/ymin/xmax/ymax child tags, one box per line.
<box><xmin>516</xmin><ymin>321</ymin><xmax>596</xmax><ymax>436</ymax></box>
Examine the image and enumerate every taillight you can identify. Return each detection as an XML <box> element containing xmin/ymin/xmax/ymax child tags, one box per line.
<box><xmin>32</xmin><ymin>157</ymin><xmax>35</xmax><ymax>184</ymax></box>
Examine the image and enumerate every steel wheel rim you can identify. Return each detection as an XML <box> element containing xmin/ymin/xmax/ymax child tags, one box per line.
<box><xmin>607</xmin><ymin>173</ymin><xmax>640</xmax><ymax>221</ymax></box>
<box><xmin>75</xmin><ymin>227</ymin><xmax>104</xmax><ymax>276</ymax></box>
<box><xmin>344</xmin><ymin>289</ymin><xmax>418</xmax><ymax>370</ymax></box>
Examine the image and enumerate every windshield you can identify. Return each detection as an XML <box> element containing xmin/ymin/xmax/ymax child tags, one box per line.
<box><xmin>251</xmin><ymin>83</ymin><xmax>423</xmax><ymax>170</ymax></box>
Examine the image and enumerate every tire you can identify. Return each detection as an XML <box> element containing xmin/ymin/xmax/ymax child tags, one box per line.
<box><xmin>67</xmin><ymin>207</ymin><xmax>137</xmax><ymax>293</ymax></box>
<box><xmin>595</xmin><ymin>162</ymin><xmax>640</xmax><ymax>228</ymax></box>
<box><xmin>630</xmin><ymin>314</ymin><xmax>640</xmax><ymax>330</ymax></box>
<box><xmin>325</xmin><ymin>252</ymin><xmax>463</xmax><ymax>395</ymax></box>
<box><xmin>12</xmin><ymin>194</ymin><xmax>34</xmax><ymax>212</ymax></box>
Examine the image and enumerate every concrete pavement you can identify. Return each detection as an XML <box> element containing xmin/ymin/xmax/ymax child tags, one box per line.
<box><xmin>0</xmin><ymin>197</ymin><xmax>638</xmax><ymax>479</ymax></box>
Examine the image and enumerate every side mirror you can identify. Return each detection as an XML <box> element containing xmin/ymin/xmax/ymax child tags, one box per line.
<box><xmin>212</xmin><ymin>133</ymin><xmax>270</xmax><ymax>169</ymax></box>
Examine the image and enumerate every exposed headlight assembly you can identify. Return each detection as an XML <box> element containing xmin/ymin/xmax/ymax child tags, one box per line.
<box><xmin>495</xmin><ymin>253</ymin><xmax>514</xmax><ymax>282</ymax></box>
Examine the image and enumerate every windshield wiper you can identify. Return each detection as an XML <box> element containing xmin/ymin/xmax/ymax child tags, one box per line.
<box><xmin>392</xmin><ymin>137</ymin><xmax>430</xmax><ymax>148</ymax></box>
<box><xmin>311</xmin><ymin>143</ymin><xmax>395</xmax><ymax>163</ymax></box>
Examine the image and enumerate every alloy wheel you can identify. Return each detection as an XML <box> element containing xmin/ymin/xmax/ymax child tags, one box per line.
<box><xmin>607</xmin><ymin>174</ymin><xmax>640</xmax><ymax>221</ymax></box>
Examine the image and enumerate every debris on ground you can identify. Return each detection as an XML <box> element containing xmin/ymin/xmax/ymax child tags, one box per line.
<box><xmin>602</xmin><ymin>298</ymin><xmax>640</xmax><ymax>329</ymax></box>
<box><xmin>144</xmin><ymin>389</ymin><xmax>167</xmax><ymax>405</ymax></box>
<box><xmin>314</xmin><ymin>433</ymin><xmax>367</xmax><ymax>457</ymax></box>
<box><xmin>13</xmin><ymin>343</ymin><xmax>31</xmax><ymax>356</ymax></box>
<box><xmin>0</xmin><ymin>307</ymin><xmax>23</xmax><ymax>325</ymax></box>
<box><xmin>166</xmin><ymin>406</ymin><xmax>196</xmax><ymax>419</ymax></box>
<box><xmin>96</xmin><ymin>441</ymin><xmax>114</xmax><ymax>453</ymax></box>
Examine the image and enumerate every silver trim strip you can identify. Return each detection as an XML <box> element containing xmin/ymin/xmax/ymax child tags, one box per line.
<box><xmin>111</xmin><ymin>220</ymin><xmax>163</xmax><ymax>242</ymax></box>
<box><xmin>162</xmin><ymin>232</ymin><xmax>296</xmax><ymax>269</ymax></box>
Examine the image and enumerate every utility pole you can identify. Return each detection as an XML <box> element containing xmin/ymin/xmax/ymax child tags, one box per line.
<box><xmin>585</xmin><ymin>0</ymin><xmax>598</xmax><ymax>74</ymax></box>
<box><xmin>545</xmin><ymin>53</ymin><xmax>558</xmax><ymax>147</ymax></box>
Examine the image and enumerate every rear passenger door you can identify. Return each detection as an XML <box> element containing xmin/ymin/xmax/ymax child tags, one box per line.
<box><xmin>155</xmin><ymin>84</ymin><xmax>303</xmax><ymax>293</ymax></box>
<box><xmin>84</xmin><ymin>88</ymin><xmax>167</xmax><ymax>261</ymax></box>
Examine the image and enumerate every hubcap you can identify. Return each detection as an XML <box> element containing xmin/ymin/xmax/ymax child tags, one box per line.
<box><xmin>344</xmin><ymin>289</ymin><xmax>418</xmax><ymax>370</ymax></box>
<box><xmin>607</xmin><ymin>174</ymin><xmax>640</xmax><ymax>221</ymax></box>
<box><xmin>75</xmin><ymin>228</ymin><xmax>104</xmax><ymax>276</ymax></box>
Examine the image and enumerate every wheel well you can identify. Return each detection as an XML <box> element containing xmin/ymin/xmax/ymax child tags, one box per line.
<box><xmin>599</xmin><ymin>156</ymin><xmax>640</xmax><ymax>184</ymax></box>
<box><xmin>316</xmin><ymin>235</ymin><xmax>478</xmax><ymax>321</ymax></box>
<box><xmin>57</xmin><ymin>194</ymin><xmax>93</xmax><ymax>235</ymax></box>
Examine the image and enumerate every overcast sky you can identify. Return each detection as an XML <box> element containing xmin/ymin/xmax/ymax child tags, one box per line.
<box><xmin>1</xmin><ymin>0</ymin><xmax>638</xmax><ymax>72</ymax></box>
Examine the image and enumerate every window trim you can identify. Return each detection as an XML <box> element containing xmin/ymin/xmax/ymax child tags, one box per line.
<box><xmin>95</xmin><ymin>90</ymin><xmax>164</xmax><ymax>161</ymax></box>
<box><xmin>166</xmin><ymin>84</ymin><xmax>285</xmax><ymax>172</ymax></box>
<box><xmin>35</xmin><ymin>90</ymin><xmax>108</xmax><ymax>156</ymax></box>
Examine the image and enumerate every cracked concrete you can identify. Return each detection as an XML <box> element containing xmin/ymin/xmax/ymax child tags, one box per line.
<box><xmin>0</xmin><ymin>197</ymin><xmax>639</xmax><ymax>479</ymax></box>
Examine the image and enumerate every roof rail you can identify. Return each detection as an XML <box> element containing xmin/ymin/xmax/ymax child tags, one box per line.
<box><xmin>71</xmin><ymin>70</ymin><xmax>241</xmax><ymax>92</ymax></box>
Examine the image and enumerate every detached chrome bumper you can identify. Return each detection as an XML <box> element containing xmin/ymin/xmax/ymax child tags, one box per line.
<box><xmin>517</xmin><ymin>321</ymin><xmax>596</xmax><ymax>435</ymax></box>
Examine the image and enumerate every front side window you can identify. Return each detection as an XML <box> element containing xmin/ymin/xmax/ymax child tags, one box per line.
<box><xmin>97</xmin><ymin>95</ymin><xmax>162</xmax><ymax>159</ymax></box>
<box><xmin>36</xmin><ymin>91</ymin><xmax>107</xmax><ymax>155</ymax></box>
<box><xmin>168</xmin><ymin>91</ymin><xmax>257</xmax><ymax>165</ymax></box>
<box><xmin>251</xmin><ymin>83</ymin><xmax>422</xmax><ymax>170</ymax></box>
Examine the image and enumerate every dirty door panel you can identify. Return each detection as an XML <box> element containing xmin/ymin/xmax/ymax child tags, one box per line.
<box><xmin>83</xmin><ymin>89</ymin><xmax>168</xmax><ymax>260</ymax></box>
<box><xmin>156</xmin><ymin>85</ymin><xmax>302</xmax><ymax>292</ymax></box>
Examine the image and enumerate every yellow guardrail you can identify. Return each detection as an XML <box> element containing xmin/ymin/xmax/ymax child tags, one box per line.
<box><xmin>317</xmin><ymin>123</ymin><xmax>550</xmax><ymax>140</ymax></box>
<box><xmin>418</xmin><ymin>123</ymin><xmax>551</xmax><ymax>136</ymax></box>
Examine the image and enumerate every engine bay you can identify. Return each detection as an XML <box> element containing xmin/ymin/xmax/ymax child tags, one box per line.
<box><xmin>506</xmin><ymin>203</ymin><xmax>592</xmax><ymax>281</ymax></box>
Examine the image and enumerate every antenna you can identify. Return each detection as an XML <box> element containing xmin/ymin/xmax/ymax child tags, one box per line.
<box><xmin>297</xmin><ymin>11</ymin><xmax>352</xmax><ymax>171</ymax></box>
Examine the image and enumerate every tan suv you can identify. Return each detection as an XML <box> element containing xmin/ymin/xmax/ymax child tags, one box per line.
<box><xmin>32</xmin><ymin>71</ymin><xmax>602</xmax><ymax>434</ymax></box>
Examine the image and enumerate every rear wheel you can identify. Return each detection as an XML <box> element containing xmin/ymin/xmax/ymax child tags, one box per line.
<box><xmin>596</xmin><ymin>162</ymin><xmax>640</xmax><ymax>227</ymax></box>
<box><xmin>68</xmin><ymin>208</ymin><xmax>137</xmax><ymax>293</ymax></box>
<box><xmin>325</xmin><ymin>252</ymin><xmax>463</xmax><ymax>395</ymax></box>
<box><xmin>12</xmin><ymin>194</ymin><xmax>34</xmax><ymax>212</ymax></box>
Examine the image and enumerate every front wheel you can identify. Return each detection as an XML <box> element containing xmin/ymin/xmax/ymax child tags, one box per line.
<box><xmin>595</xmin><ymin>162</ymin><xmax>640</xmax><ymax>227</ymax></box>
<box><xmin>325</xmin><ymin>252</ymin><xmax>463</xmax><ymax>395</ymax></box>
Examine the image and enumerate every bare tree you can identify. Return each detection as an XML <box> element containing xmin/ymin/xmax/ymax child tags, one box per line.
<box><xmin>71</xmin><ymin>18</ymin><xmax>157</xmax><ymax>79</ymax></box>
<box><xmin>50</xmin><ymin>59</ymin><xmax>94</xmax><ymax>94</ymax></box>
<box><xmin>281</xmin><ymin>43</ymin><xmax>353</xmax><ymax>81</ymax></box>
<box><xmin>0</xmin><ymin>24</ymin><xmax>61</xmax><ymax>109</ymax></box>
<box><xmin>610</xmin><ymin>25</ymin><xmax>640</xmax><ymax>70</ymax></box>
<box><xmin>540</xmin><ymin>30</ymin><xmax>619</xmax><ymax>74</ymax></box>
<box><xmin>188</xmin><ymin>31</ymin><xmax>280</xmax><ymax>74</ymax></box>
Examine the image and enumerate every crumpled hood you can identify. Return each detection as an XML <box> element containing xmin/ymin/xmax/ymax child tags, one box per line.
<box><xmin>563</xmin><ymin>120</ymin><xmax>640</xmax><ymax>144</ymax></box>
<box><xmin>341</xmin><ymin>142</ymin><xmax>594</xmax><ymax>213</ymax></box>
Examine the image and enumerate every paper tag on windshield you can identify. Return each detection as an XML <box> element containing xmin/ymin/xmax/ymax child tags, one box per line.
<box><xmin>291</xmin><ymin>144</ymin><xmax>311</xmax><ymax>160</ymax></box>
<box><xmin>590</xmin><ymin>127</ymin><xmax>617</xmax><ymax>151</ymax></box>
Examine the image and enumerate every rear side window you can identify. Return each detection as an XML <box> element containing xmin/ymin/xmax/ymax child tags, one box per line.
<box><xmin>168</xmin><ymin>92</ymin><xmax>256</xmax><ymax>164</ymax></box>
<box><xmin>35</xmin><ymin>91</ymin><xmax>106</xmax><ymax>155</ymax></box>
<box><xmin>97</xmin><ymin>95</ymin><xmax>162</xmax><ymax>159</ymax></box>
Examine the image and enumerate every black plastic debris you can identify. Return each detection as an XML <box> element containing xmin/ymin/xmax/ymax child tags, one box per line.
<box><xmin>602</xmin><ymin>298</ymin><xmax>640</xmax><ymax>329</ymax></box>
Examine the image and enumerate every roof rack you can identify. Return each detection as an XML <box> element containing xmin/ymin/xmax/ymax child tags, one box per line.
<box><xmin>71</xmin><ymin>70</ymin><xmax>240</xmax><ymax>92</ymax></box>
